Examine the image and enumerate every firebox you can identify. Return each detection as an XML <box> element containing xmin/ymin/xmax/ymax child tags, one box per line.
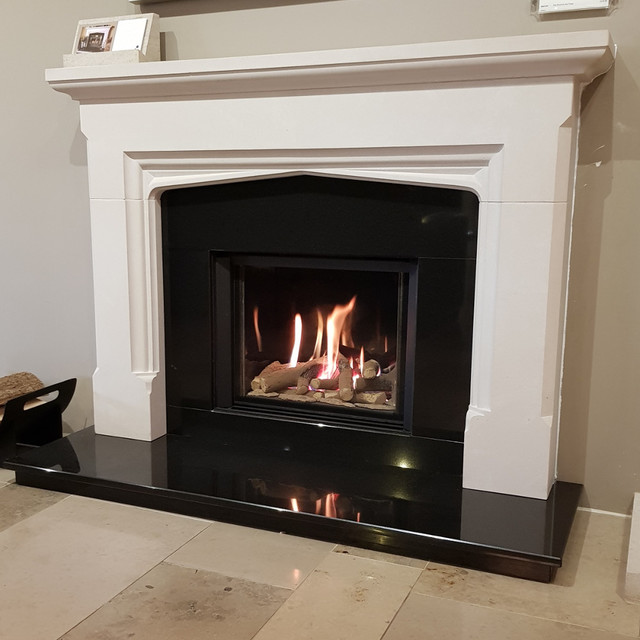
<box><xmin>162</xmin><ymin>174</ymin><xmax>478</xmax><ymax>442</ymax></box>
<box><xmin>229</xmin><ymin>255</ymin><xmax>409</xmax><ymax>424</ymax></box>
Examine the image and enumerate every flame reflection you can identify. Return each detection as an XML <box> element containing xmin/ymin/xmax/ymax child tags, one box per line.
<box><xmin>253</xmin><ymin>306</ymin><xmax>263</xmax><ymax>353</ymax></box>
<box><xmin>247</xmin><ymin>478</ymin><xmax>395</xmax><ymax>526</ymax></box>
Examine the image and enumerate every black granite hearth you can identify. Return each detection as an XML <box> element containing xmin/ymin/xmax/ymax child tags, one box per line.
<box><xmin>4</xmin><ymin>413</ymin><xmax>580</xmax><ymax>583</ymax></box>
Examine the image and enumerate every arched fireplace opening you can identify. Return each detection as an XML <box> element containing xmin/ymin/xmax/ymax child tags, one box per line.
<box><xmin>162</xmin><ymin>175</ymin><xmax>478</xmax><ymax>444</ymax></box>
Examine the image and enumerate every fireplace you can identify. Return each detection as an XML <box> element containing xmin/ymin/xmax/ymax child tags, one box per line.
<box><xmin>163</xmin><ymin>175</ymin><xmax>477</xmax><ymax>442</ymax></box>
<box><xmin>5</xmin><ymin>30</ymin><xmax>615</xmax><ymax>580</ymax></box>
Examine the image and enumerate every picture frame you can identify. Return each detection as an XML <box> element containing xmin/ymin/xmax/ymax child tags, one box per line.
<box><xmin>76</xmin><ymin>23</ymin><xmax>116</xmax><ymax>53</ymax></box>
<box><xmin>64</xmin><ymin>14</ymin><xmax>160</xmax><ymax>67</ymax></box>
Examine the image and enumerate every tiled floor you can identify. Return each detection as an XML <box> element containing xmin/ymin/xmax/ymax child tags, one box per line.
<box><xmin>0</xmin><ymin>470</ymin><xmax>638</xmax><ymax>640</ymax></box>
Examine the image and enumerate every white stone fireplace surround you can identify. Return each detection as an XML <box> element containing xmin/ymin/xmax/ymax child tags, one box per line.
<box><xmin>47</xmin><ymin>30</ymin><xmax>614</xmax><ymax>501</ymax></box>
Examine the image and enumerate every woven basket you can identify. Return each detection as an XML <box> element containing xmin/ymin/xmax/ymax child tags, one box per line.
<box><xmin>0</xmin><ymin>372</ymin><xmax>44</xmax><ymax>406</ymax></box>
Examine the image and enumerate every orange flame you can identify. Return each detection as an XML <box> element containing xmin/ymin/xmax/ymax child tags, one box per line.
<box><xmin>253</xmin><ymin>306</ymin><xmax>263</xmax><ymax>353</ymax></box>
<box><xmin>359</xmin><ymin>347</ymin><xmax>365</xmax><ymax>377</ymax></box>
<box><xmin>312</xmin><ymin>309</ymin><xmax>324</xmax><ymax>360</ymax></box>
<box><xmin>290</xmin><ymin>498</ymin><xmax>299</xmax><ymax>512</ymax></box>
<box><xmin>289</xmin><ymin>314</ymin><xmax>303</xmax><ymax>367</ymax></box>
<box><xmin>324</xmin><ymin>296</ymin><xmax>356</xmax><ymax>378</ymax></box>
<box><xmin>341</xmin><ymin>313</ymin><xmax>355</xmax><ymax>348</ymax></box>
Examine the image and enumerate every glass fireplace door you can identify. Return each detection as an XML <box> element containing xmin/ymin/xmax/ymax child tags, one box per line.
<box><xmin>213</xmin><ymin>255</ymin><xmax>414</xmax><ymax>432</ymax></box>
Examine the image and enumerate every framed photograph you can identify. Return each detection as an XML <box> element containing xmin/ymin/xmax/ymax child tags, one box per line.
<box><xmin>76</xmin><ymin>23</ymin><xmax>116</xmax><ymax>53</ymax></box>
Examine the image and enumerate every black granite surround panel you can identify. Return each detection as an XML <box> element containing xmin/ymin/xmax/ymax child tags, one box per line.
<box><xmin>5</xmin><ymin>420</ymin><xmax>581</xmax><ymax>583</ymax></box>
<box><xmin>162</xmin><ymin>175</ymin><xmax>478</xmax><ymax>441</ymax></box>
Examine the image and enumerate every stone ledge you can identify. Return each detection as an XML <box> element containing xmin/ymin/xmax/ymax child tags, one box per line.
<box><xmin>45</xmin><ymin>31</ymin><xmax>614</xmax><ymax>103</ymax></box>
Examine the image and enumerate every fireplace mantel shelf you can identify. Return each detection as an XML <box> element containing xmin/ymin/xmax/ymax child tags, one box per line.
<box><xmin>46</xmin><ymin>30</ymin><xmax>614</xmax><ymax>102</ymax></box>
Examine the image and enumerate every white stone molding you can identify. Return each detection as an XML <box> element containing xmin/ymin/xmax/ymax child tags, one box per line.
<box><xmin>122</xmin><ymin>144</ymin><xmax>502</xmax><ymax>411</ymax></box>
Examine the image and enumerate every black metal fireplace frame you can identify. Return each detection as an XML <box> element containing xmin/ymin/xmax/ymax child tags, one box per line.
<box><xmin>212</xmin><ymin>252</ymin><xmax>415</xmax><ymax>433</ymax></box>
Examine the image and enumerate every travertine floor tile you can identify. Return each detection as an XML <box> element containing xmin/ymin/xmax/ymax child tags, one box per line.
<box><xmin>0</xmin><ymin>483</ymin><xmax>67</xmax><ymax>532</ymax></box>
<box><xmin>0</xmin><ymin>469</ymin><xmax>15</xmax><ymax>485</ymax></box>
<box><xmin>0</xmin><ymin>496</ymin><xmax>209</xmax><ymax>640</ymax></box>
<box><xmin>253</xmin><ymin>549</ymin><xmax>421</xmax><ymax>640</ymax></box>
<box><xmin>333</xmin><ymin>544</ymin><xmax>428</xmax><ymax>569</ymax></box>
<box><xmin>383</xmin><ymin>592</ymin><xmax>633</xmax><ymax>640</ymax></box>
<box><xmin>166</xmin><ymin>520</ymin><xmax>335</xmax><ymax>589</ymax></box>
<box><xmin>60</xmin><ymin>562</ymin><xmax>291</xmax><ymax>640</ymax></box>
<box><xmin>413</xmin><ymin>510</ymin><xmax>640</xmax><ymax>636</ymax></box>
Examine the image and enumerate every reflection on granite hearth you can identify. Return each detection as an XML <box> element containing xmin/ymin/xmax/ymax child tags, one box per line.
<box><xmin>4</xmin><ymin>419</ymin><xmax>580</xmax><ymax>582</ymax></box>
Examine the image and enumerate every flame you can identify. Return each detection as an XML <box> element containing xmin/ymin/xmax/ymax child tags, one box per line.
<box><xmin>341</xmin><ymin>313</ymin><xmax>355</xmax><ymax>348</ymax></box>
<box><xmin>253</xmin><ymin>306</ymin><xmax>263</xmax><ymax>352</ymax></box>
<box><xmin>324</xmin><ymin>296</ymin><xmax>356</xmax><ymax>378</ymax></box>
<box><xmin>384</xmin><ymin>335</ymin><xmax>388</xmax><ymax>353</ymax></box>
<box><xmin>288</xmin><ymin>313</ymin><xmax>302</xmax><ymax>367</ymax></box>
<box><xmin>312</xmin><ymin>309</ymin><xmax>324</xmax><ymax>360</ymax></box>
<box><xmin>359</xmin><ymin>347</ymin><xmax>365</xmax><ymax>377</ymax></box>
<box><xmin>290</xmin><ymin>498</ymin><xmax>299</xmax><ymax>512</ymax></box>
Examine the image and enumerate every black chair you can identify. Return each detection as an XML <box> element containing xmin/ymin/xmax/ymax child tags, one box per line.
<box><xmin>0</xmin><ymin>378</ymin><xmax>76</xmax><ymax>464</ymax></box>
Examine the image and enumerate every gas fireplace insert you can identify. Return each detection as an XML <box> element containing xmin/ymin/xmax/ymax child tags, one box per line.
<box><xmin>162</xmin><ymin>174</ymin><xmax>478</xmax><ymax>441</ymax></box>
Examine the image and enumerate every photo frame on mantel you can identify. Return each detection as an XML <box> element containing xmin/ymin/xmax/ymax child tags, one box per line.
<box><xmin>63</xmin><ymin>13</ymin><xmax>160</xmax><ymax>67</ymax></box>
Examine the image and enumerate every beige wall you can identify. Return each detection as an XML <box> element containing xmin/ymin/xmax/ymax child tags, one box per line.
<box><xmin>0</xmin><ymin>0</ymin><xmax>135</xmax><ymax>428</ymax></box>
<box><xmin>3</xmin><ymin>0</ymin><xmax>639</xmax><ymax>512</ymax></box>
